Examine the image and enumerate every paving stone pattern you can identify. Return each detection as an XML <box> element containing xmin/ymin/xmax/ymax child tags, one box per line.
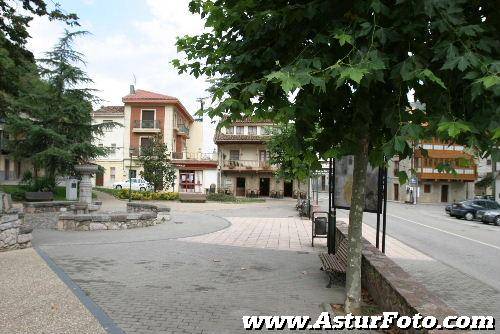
<box><xmin>41</xmin><ymin>239</ymin><xmax>360</xmax><ymax>334</ymax></box>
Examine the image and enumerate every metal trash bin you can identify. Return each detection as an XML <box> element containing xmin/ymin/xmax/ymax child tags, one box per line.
<box><xmin>314</xmin><ymin>216</ymin><xmax>327</xmax><ymax>235</ymax></box>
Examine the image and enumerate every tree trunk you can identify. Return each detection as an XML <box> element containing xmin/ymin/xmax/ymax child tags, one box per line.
<box><xmin>344</xmin><ymin>136</ymin><xmax>369</xmax><ymax>314</ymax></box>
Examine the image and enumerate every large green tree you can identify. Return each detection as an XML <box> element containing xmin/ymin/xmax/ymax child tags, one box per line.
<box><xmin>0</xmin><ymin>0</ymin><xmax>78</xmax><ymax>118</ymax></box>
<box><xmin>137</xmin><ymin>133</ymin><xmax>176</xmax><ymax>191</ymax></box>
<box><xmin>175</xmin><ymin>0</ymin><xmax>499</xmax><ymax>313</ymax></box>
<box><xmin>267</xmin><ymin>123</ymin><xmax>320</xmax><ymax>185</ymax></box>
<box><xmin>6</xmin><ymin>31</ymin><xmax>112</xmax><ymax>187</ymax></box>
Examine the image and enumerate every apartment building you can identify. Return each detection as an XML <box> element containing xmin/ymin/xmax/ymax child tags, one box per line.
<box><xmin>92</xmin><ymin>106</ymin><xmax>126</xmax><ymax>187</ymax></box>
<box><xmin>387</xmin><ymin>140</ymin><xmax>477</xmax><ymax>203</ymax></box>
<box><xmin>0</xmin><ymin>119</ymin><xmax>33</xmax><ymax>184</ymax></box>
<box><xmin>215</xmin><ymin>119</ymin><xmax>304</xmax><ymax>197</ymax></box>
<box><xmin>92</xmin><ymin>86</ymin><xmax>217</xmax><ymax>192</ymax></box>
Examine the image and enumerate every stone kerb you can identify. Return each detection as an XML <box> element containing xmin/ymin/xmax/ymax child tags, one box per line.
<box><xmin>335</xmin><ymin>222</ymin><xmax>456</xmax><ymax>334</ymax></box>
<box><xmin>57</xmin><ymin>212</ymin><xmax>164</xmax><ymax>231</ymax></box>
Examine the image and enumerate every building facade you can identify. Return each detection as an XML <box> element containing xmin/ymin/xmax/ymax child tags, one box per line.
<box><xmin>215</xmin><ymin>119</ymin><xmax>305</xmax><ymax>197</ymax></box>
<box><xmin>387</xmin><ymin>140</ymin><xmax>477</xmax><ymax>203</ymax></box>
<box><xmin>0</xmin><ymin>120</ymin><xmax>34</xmax><ymax>185</ymax></box>
<box><xmin>92</xmin><ymin>86</ymin><xmax>217</xmax><ymax>192</ymax></box>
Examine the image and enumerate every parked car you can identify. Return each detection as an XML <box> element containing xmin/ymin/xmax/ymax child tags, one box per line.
<box><xmin>112</xmin><ymin>178</ymin><xmax>152</xmax><ymax>191</ymax></box>
<box><xmin>476</xmin><ymin>209</ymin><xmax>500</xmax><ymax>226</ymax></box>
<box><xmin>449</xmin><ymin>199</ymin><xmax>500</xmax><ymax>221</ymax></box>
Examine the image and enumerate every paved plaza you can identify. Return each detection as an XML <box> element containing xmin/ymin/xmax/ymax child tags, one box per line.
<box><xmin>2</xmin><ymin>193</ymin><xmax>499</xmax><ymax>333</ymax></box>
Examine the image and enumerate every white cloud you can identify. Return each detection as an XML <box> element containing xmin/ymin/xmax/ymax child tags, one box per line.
<box><xmin>27</xmin><ymin>0</ymin><xmax>216</xmax><ymax>150</ymax></box>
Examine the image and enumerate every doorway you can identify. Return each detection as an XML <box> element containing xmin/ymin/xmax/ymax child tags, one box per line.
<box><xmin>180</xmin><ymin>171</ymin><xmax>195</xmax><ymax>192</ymax></box>
<box><xmin>283</xmin><ymin>181</ymin><xmax>293</xmax><ymax>197</ymax></box>
<box><xmin>96</xmin><ymin>172</ymin><xmax>104</xmax><ymax>187</ymax></box>
<box><xmin>259</xmin><ymin>177</ymin><xmax>270</xmax><ymax>197</ymax></box>
<box><xmin>236</xmin><ymin>177</ymin><xmax>246</xmax><ymax>196</ymax></box>
<box><xmin>393</xmin><ymin>184</ymin><xmax>399</xmax><ymax>201</ymax></box>
<box><xmin>321</xmin><ymin>175</ymin><xmax>326</xmax><ymax>191</ymax></box>
<box><xmin>4</xmin><ymin>159</ymin><xmax>10</xmax><ymax>180</ymax></box>
<box><xmin>441</xmin><ymin>184</ymin><xmax>449</xmax><ymax>202</ymax></box>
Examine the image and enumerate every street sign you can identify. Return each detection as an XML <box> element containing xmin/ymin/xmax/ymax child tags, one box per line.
<box><xmin>409</xmin><ymin>176</ymin><xmax>418</xmax><ymax>186</ymax></box>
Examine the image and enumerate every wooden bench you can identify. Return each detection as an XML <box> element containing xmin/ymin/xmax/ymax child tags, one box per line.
<box><xmin>25</xmin><ymin>191</ymin><xmax>54</xmax><ymax>202</ymax></box>
<box><xmin>319</xmin><ymin>238</ymin><xmax>348</xmax><ymax>288</ymax></box>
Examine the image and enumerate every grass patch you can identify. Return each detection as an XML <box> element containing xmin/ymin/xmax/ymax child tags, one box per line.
<box><xmin>207</xmin><ymin>193</ymin><xmax>265</xmax><ymax>203</ymax></box>
<box><xmin>0</xmin><ymin>185</ymin><xmax>68</xmax><ymax>201</ymax></box>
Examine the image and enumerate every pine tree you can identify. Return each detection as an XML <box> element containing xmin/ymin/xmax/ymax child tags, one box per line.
<box><xmin>5</xmin><ymin>30</ymin><xmax>113</xmax><ymax>188</ymax></box>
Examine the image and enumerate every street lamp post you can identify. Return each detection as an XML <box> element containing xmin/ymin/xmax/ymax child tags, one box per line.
<box><xmin>129</xmin><ymin>148</ymin><xmax>134</xmax><ymax>202</ymax></box>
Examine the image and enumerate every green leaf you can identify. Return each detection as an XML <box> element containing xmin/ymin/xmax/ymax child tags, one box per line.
<box><xmin>397</xmin><ymin>171</ymin><xmax>408</xmax><ymax>184</ymax></box>
<box><xmin>492</xmin><ymin>127</ymin><xmax>500</xmax><ymax>140</ymax></box>
<box><xmin>334</xmin><ymin>33</ymin><xmax>353</xmax><ymax>46</ymax></box>
<box><xmin>477</xmin><ymin>75</ymin><xmax>500</xmax><ymax>89</ymax></box>
<box><xmin>418</xmin><ymin>69</ymin><xmax>446</xmax><ymax>89</ymax></box>
<box><xmin>437</xmin><ymin>121</ymin><xmax>472</xmax><ymax>138</ymax></box>
<box><xmin>340</xmin><ymin>67</ymin><xmax>367</xmax><ymax>84</ymax></box>
<box><xmin>400</xmin><ymin>60</ymin><xmax>414</xmax><ymax>81</ymax></box>
<box><xmin>394</xmin><ymin>136</ymin><xmax>406</xmax><ymax>152</ymax></box>
<box><xmin>457</xmin><ymin>56</ymin><xmax>470</xmax><ymax>72</ymax></box>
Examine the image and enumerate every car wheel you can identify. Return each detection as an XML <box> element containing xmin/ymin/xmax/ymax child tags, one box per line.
<box><xmin>495</xmin><ymin>216</ymin><xmax>500</xmax><ymax>226</ymax></box>
<box><xmin>115</xmin><ymin>185</ymin><xmax>122</xmax><ymax>189</ymax></box>
<box><xmin>464</xmin><ymin>212</ymin><xmax>474</xmax><ymax>221</ymax></box>
<box><xmin>140</xmin><ymin>187</ymin><xmax>146</xmax><ymax>191</ymax></box>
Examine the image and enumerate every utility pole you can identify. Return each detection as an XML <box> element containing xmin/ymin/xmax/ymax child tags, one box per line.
<box><xmin>196</xmin><ymin>97</ymin><xmax>208</xmax><ymax>122</ymax></box>
<box><xmin>492</xmin><ymin>148</ymin><xmax>498</xmax><ymax>202</ymax></box>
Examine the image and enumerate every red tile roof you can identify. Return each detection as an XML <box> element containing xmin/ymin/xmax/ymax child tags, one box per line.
<box><xmin>122</xmin><ymin>89</ymin><xmax>194</xmax><ymax>122</ymax></box>
<box><xmin>93</xmin><ymin>106</ymin><xmax>124</xmax><ymax>114</ymax></box>
<box><xmin>122</xmin><ymin>89</ymin><xmax>178</xmax><ymax>102</ymax></box>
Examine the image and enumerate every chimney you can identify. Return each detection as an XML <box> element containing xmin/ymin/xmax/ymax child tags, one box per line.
<box><xmin>129</xmin><ymin>85</ymin><xmax>135</xmax><ymax>94</ymax></box>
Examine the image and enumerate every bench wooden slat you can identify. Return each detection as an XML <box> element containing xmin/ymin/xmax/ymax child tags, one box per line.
<box><xmin>319</xmin><ymin>238</ymin><xmax>348</xmax><ymax>273</ymax></box>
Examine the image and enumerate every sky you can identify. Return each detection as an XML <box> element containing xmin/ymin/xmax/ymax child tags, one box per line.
<box><xmin>26</xmin><ymin>0</ymin><xmax>216</xmax><ymax>150</ymax></box>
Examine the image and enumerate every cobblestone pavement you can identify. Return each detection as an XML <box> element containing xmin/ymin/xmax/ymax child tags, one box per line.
<box><xmin>35</xmin><ymin>204</ymin><xmax>375</xmax><ymax>334</ymax></box>
<box><xmin>0</xmin><ymin>248</ymin><xmax>106</xmax><ymax>334</ymax></box>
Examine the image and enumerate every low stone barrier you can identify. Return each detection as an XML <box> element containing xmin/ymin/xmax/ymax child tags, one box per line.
<box><xmin>335</xmin><ymin>222</ymin><xmax>456</xmax><ymax>334</ymax></box>
<box><xmin>127</xmin><ymin>202</ymin><xmax>171</xmax><ymax>221</ymax></box>
<box><xmin>23</xmin><ymin>201</ymin><xmax>103</xmax><ymax>214</ymax></box>
<box><xmin>179</xmin><ymin>192</ymin><xmax>207</xmax><ymax>203</ymax></box>
<box><xmin>23</xmin><ymin>201</ymin><xmax>77</xmax><ymax>214</ymax></box>
<box><xmin>0</xmin><ymin>213</ymin><xmax>33</xmax><ymax>251</ymax></box>
<box><xmin>57</xmin><ymin>212</ymin><xmax>164</xmax><ymax>231</ymax></box>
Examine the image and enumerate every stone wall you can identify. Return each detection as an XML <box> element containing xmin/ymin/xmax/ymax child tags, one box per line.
<box><xmin>0</xmin><ymin>213</ymin><xmax>33</xmax><ymax>251</ymax></box>
<box><xmin>23</xmin><ymin>201</ymin><xmax>78</xmax><ymax>214</ymax></box>
<box><xmin>127</xmin><ymin>203</ymin><xmax>171</xmax><ymax>221</ymax></box>
<box><xmin>335</xmin><ymin>222</ymin><xmax>456</xmax><ymax>334</ymax></box>
<box><xmin>57</xmin><ymin>212</ymin><xmax>165</xmax><ymax>231</ymax></box>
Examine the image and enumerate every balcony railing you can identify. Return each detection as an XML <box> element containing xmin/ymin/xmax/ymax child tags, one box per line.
<box><xmin>172</xmin><ymin>151</ymin><xmax>217</xmax><ymax>161</ymax></box>
<box><xmin>415</xmin><ymin>166</ymin><xmax>477</xmax><ymax>181</ymax></box>
<box><xmin>176</xmin><ymin>123</ymin><xmax>190</xmax><ymax>136</ymax></box>
<box><xmin>222</xmin><ymin>159</ymin><xmax>275</xmax><ymax>170</ymax></box>
<box><xmin>133</xmin><ymin>120</ymin><xmax>161</xmax><ymax>130</ymax></box>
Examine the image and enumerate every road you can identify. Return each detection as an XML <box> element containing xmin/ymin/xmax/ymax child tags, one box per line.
<box><xmin>317</xmin><ymin>193</ymin><xmax>500</xmax><ymax>318</ymax></box>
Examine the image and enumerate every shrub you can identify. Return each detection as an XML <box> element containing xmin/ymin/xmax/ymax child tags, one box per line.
<box><xmin>207</xmin><ymin>193</ymin><xmax>265</xmax><ymax>203</ymax></box>
<box><xmin>112</xmin><ymin>189</ymin><xmax>179</xmax><ymax>201</ymax></box>
<box><xmin>207</xmin><ymin>193</ymin><xmax>238</xmax><ymax>202</ymax></box>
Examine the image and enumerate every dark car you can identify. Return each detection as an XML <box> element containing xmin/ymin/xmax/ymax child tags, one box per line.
<box><xmin>476</xmin><ymin>209</ymin><xmax>500</xmax><ymax>226</ymax></box>
<box><xmin>449</xmin><ymin>200</ymin><xmax>500</xmax><ymax>221</ymax></box>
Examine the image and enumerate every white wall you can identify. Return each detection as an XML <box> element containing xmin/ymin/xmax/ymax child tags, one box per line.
<box><xmin>93</xmin><ymin>115</ymin><xmax>125</xmax><ymax>161</ymax></box>
<box><xmin>203</xmin><ymin>170</ymin><xmax>218</xmax><ymax>189</ymax></box>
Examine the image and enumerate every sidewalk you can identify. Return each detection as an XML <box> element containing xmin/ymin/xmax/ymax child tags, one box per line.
<box><xmin>0</xmin><ymin>248</ymin><xmax>106</xmax><ymax>334</ymax></box>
